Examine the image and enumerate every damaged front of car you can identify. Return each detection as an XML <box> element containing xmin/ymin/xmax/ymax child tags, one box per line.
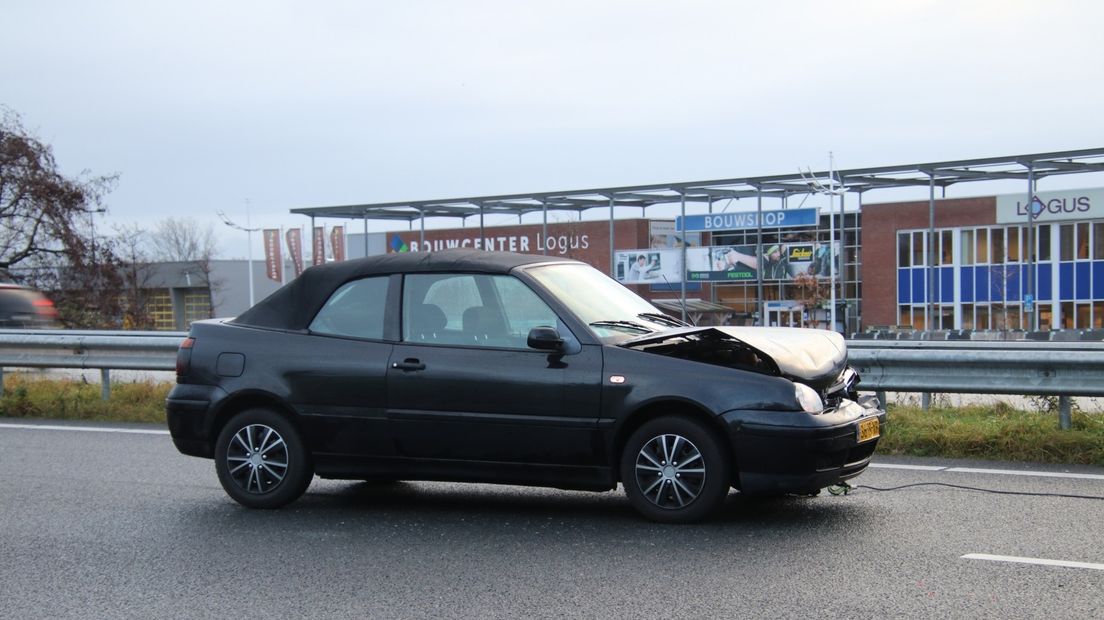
<box><xmin>617</xmin><ymin>326</ymin><xmax>887</xmax><ymax>496</ymax></box>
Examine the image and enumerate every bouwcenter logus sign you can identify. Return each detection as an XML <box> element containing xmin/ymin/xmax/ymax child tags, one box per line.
<box><xmin>996</xmin><ymin>187</ymin><xmax>1104</xmax><ymax>224</ymax></box>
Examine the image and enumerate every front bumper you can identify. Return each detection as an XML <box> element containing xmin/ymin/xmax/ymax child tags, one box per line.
<box><xmin>721</xmin><ymin>397</ymin><xmax>886</xmax><ymax>495</ymax></box>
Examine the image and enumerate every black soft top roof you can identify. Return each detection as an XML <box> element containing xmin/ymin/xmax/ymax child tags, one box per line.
<box><xmin>232</xmin><ymin>249</ymin><xmax>578</xmax><ymax>330</ymax></box>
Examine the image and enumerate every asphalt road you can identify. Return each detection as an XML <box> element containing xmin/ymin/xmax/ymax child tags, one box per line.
<box><xmin>1</xmin><ymin>420</ymin><xmax>1101</xmax><ymax>619</ymax></box>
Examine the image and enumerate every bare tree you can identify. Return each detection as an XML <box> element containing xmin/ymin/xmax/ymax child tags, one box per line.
<box><xmin>150</xmin><ymin>217</ymin><xmax>222</xmax><ymax>318</ymax></box>
<box><xmin>0</xmin><ymin>107</ymin><xmax>127</xmax><ymax>327</ymax></box>
<box><xmin>0</xmin><ymin>106</ymin><xmax>117</xmax><ymax>277</ymax></box>
<box><xmin>112</xmin><ymin>223</ymin><xmax>157</xmax><ymax>329</ymax></box>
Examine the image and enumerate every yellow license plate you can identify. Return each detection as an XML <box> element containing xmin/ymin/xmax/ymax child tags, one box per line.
<box><xmin>858</xmin><ymin>417</ymin><xmax>880</xmax><ymax>443</ymax></box>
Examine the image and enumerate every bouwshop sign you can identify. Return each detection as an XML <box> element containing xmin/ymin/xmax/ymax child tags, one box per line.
<box><xmin>996</xmin><ymin>187</ymin><xmax>1104</xmax><ymax>224</ymax></box>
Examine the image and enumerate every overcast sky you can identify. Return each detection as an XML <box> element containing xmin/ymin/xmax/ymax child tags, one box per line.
<box><xmin>3</xmin><ymin>1</ymin><xmax>1103</xmax><ymax>258</ymax></box>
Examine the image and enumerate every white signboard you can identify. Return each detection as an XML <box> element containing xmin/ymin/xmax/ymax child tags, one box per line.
<box><xmin>615</xmin><ymin>249</ymin><xmax>684</xmax><ymax>284</ymax></box>
<box><xmin>996</xmin><ymin>187</ymin><xmax>1104</xmax><ymax>224</ymax></box>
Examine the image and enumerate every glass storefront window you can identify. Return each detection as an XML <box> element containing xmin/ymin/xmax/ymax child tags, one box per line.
<box><xmin>1037</xmin><ymin>225</ymin><xmax>1051</xmax><ymax>261</ymax></box>
<box><xmin>940</xmin><ymin>230</ymin><xmax>953</xmax><ymax>265</ymax></box>
<box><xmin>912</xmin><ymin>231</ymin><xmax>924</xmax><ymax>266</ymax></box>
<box><xmin>1095</xmin><ymin>223</ymin><xmax>1104</xmax><ymax>260</ymax></box>
<box><xmin>898</xmin><ymin>232</ymin><xmax>910</xmax><ymax>267</ymax></box>
<box><xmin>976</xmin><ymin>228</ymin><xmax>989</xmax><ymax>263</ymax></box>
<box><xmin>1060</xmin><ymin>224</ymin><xmax>1074</xmax><ymax>261</ymax></box>
<box><xmin>1076</xmin><ymin>303</ymin><xmax>1091</xmax><ymax>329</ymax></box>
<box><xmin>991</xmin><ymin>228</ymin><xmax>1005</xmax><ymax>264</ymax></box>
<box><xmin>1077</xmin><ymin>222</ymin><xmax>1090</xmax><ymax>259</ymax></box>
<box><xmin>976</xmin><ymin>305</ymin><xmax>990</xmax><ymax>330</ymax></box>
<box><xmin>1007</xmin><ymin>226</ymin><xmax>1020</xmax><ymax>262</ymax></box>
<box><xmin>961</xmin><ymin>230</ymin><xmax>975</xmax><ymax>265</ymax></box>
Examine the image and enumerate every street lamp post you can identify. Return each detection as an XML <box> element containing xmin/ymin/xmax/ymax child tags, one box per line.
<box><xmin>217</xmin><ymin>206</ymin><xmax>261</xmax><ymax>307</ymax></box>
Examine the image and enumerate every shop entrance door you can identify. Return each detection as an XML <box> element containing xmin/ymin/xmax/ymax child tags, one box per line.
<box><xmin>766</xmin><ymin>303</ymin><xmax>804</xmax><ymax>328</ymax></box>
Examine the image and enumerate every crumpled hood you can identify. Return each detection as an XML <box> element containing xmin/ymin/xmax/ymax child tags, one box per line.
<box><xmin>620</xmin><ymin>326</ymin><xmax>847</xmax><ymax>387</ymax></box>
<box><xmin>716</xmin><ymin>326</ymin><xmax>846</xmax><ymax>384</ymax></box>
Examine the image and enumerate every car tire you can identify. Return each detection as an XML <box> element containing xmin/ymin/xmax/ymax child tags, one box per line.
<box><xmin>620</xmin><ymin>416</ymin><xmax>731</xmax><ymax>523</ymax></box>
<box><xmin>214</xmin><ymin>408</ymin><xmax>313</xmax><ymax>509</ymax></box>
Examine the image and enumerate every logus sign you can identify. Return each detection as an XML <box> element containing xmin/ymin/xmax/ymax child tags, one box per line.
<box><xmin>996</xmin><ymin>187</ymin><xmax>1103</xmax><ymax>224</ymax></box>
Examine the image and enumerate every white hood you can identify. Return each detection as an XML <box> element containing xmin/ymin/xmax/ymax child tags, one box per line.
<box><xmin>718</xmin><ymin>326</ymin><xmax>847</xmax><ymax>382</ymax></box>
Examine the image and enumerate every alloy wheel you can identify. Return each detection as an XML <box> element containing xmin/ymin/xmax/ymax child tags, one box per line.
<box><xmin>225</xmin><ymin>424</ymin><xmax>289</xmax><ymax>495</ymax></box>
<box><xmin>633</xmin><ymin>433</ymin><xmax>706</xmax><ymax>509</ymax></box>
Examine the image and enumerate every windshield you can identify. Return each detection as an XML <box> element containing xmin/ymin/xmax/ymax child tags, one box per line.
<box><xmin>526</xmin><ymin>263</ymin><xmax>684</xmax><ymax>338</ymax></box>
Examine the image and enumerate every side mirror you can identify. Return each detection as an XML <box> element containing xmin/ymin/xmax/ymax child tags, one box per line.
<box><xmin>527</xmin><ymin>326</ymin><xmax>564</xmax><ymax>351</ymax></box>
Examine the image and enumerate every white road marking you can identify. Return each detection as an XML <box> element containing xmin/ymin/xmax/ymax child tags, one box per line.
<box><xmin>0</xmin><ymin>422</ymin><xmax>169</xmax><ymax>435</ymax></box>
<box><xmin>945</xmin><ymin>467</ymin><xmax>1104</xmax><ymax>481</ymax></box>
<box><xmin>869</xmin><ymin>463</ymin><xmax>947</xmax><ymax>471</ymax></box>
<box><xmin>962</xmin><ymin>554</ymin><xmax>1104</xmax><ymax>571</ymax></box>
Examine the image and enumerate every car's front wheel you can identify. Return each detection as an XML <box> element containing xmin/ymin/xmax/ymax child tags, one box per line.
<box><xmin>620</xmin><ymin>416</ymin><xmax>731</xmax><ymax>523</ymax></box>
<box><xmin>214</xmin><ymin>408</ymin><xmax>313</xmax><ymax>509</ymax></box>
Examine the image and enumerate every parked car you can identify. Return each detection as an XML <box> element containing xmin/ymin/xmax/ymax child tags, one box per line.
<box><xmin>0</xmin><ymin>284</ymin><xmax>59</xmax><ymax>328</ymax></box>
<box><xmin>168</xmin><ymin>250</ymin><xmax>884</xmax><ymax>522</ymax></box>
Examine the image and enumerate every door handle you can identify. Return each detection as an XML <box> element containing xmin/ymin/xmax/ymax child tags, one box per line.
<box><xmin>392</xmin><ymin>358</ymin><xmax>426</xmax><ymax>371</ymax></box>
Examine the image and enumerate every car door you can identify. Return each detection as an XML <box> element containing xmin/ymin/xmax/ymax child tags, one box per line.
<box><xmin>386</xmin><ymin>272</ymin><xmax>602</xmax><ymax>466</ymax></box>
<box><xmin>286</xmin><ymin>275</ymin><xmax>396</xmax><ymax>458</ymax></box>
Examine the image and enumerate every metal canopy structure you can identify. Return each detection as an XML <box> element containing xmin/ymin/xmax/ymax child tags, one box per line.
<box><xmin>291</xmin><ymin>148</ymin><xmax>1104</xmax><ymax>330</ymax></box>
<box><xmin>292</xmin><ymin>148</ymin><xmax>1104</xmax><ymax>223</ymax></box>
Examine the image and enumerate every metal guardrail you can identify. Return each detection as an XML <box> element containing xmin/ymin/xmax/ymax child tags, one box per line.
<box><xmin>847</xmin><ymin>340</ymin><xmax>1104</xmax><ymax>397</ymax></box>
<box><xmin>0</xmin><ymin>330</ymin><xmax>1100</xmax><ymax>427</ymax></box>
<box><xmin>0</xmin><ymin>329</ymin><xmax>186</xmax><ymax>400</ymax></box>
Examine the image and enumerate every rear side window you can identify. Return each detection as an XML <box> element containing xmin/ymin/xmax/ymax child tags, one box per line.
<box><xmin>309</xmin><ymin>277</ymin><xmax>389</xmax><ymax>340</ymax></box>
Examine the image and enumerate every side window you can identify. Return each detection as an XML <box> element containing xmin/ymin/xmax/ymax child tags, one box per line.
<box><xmin>402</xmin><ymin>273</ymin><xmax>564</xmax><ymax>349</ymax></box>
<box><xmin>309</xmin><ymin>277</ymin><xmax>389</xmax><ymax>340</ymax></box>
<box><xmin>404</xmin><ymin>274</ymin><xmax>481</xmax><ymax>344</ymax></box>
<box><xmin>492</xmin><ymin>276</ymin><xmax>560</xmax><ymax>339</ymax></box>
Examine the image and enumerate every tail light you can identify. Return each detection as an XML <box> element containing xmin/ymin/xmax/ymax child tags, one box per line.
<box><xmin>33</xmin><ymin>298</ymin><xmax>58</xmax><ymax>318</ymax></box>
<box><xmin>176</xmin><ymin>337</ymin><xmax>195</xmax><ymax>376</ymax></box>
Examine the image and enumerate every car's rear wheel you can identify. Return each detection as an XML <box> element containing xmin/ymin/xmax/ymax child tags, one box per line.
<box><xmin>620</xmin><ymin>416</ymin><xmax>730</xmax><ymax>523</ymax></box>
<box><xmin>214</xmin><ymin>408</ymin><xmax>313</xmax><ymax>509</ymax></box>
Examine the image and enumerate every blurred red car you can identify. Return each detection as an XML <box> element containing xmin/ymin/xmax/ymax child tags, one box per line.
<box><xmin>0</xmin><ymin>284</ymin><xmax>59</xmax><ymax>328</ymax></box>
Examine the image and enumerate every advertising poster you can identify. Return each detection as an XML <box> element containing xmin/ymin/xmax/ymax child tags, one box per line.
<box><xmin>330</xmin><ymin>226</ymin><xmax>345</xmax><ymax>262</ymax></box>
<box><xmin>262</xmin><ymin>229</ymin><xmax>283</xmax><ymax>282</ymax></box>
<box><xmin>312</xmin><ymin>226</ymin><xmax>326</xmax><ymax>265</ymax></box>
<box><xmin>615</xmin><ymin>249</ymin><xmax>683</xmax><ymax>284</ymax></box>
<box><xmin>286</xmin><ymin>228</ymin><xmax>304</xmax><ymax>276</ymax></box>
<box><xmin>685</xmin><ymin>242</ymin><xmax>840</xmax><ymax>282</ymax></box>
<box><xmin>648</xmin><ymin>220</ymin><xmax>702</xmax><ymax>248</ymax></box>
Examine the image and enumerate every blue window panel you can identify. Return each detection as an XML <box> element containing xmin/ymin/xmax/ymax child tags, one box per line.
<box><xmin>960</xmin><ymin>266</ymin><xmax>974</xmax><ymax>303</ymax></box>
<box><xmin>1076</xmin><ymin>262</ymin><xmax>1091</xmax><ymax>301</ymax></box>
<box><xmin>940</xmin><ymin>267</ymin><xmax>953</xmax><ymax>303</ymax></box>
<box><xmin>1006</xmin><ymin>265</ymin><xmax>1020</xmax><ymax>301</ymax></box>
<box><xmin>1094</xmin><ymin>261</ymin><xmax>1104</xmax><ymax>300</ymax></box>
<box><xmin>1059</xmin><ymin>262</ymin><xmax>1074</xmax><ymax>301</ymax></box>
<box><xmin>1037</xmin><ymin>264</ymin><xmax>1052</xmax><ymax>301</ymax></box>
<box><xmin>975</xmin><ymin>268</ymin><xmax>989</xmax><ymax>302</ymax></box>
<box><xmin>989</xmin><ymin>267</ymin><xmax>1005</xmax><ymax>301</ymax></box>
<box><xmin>911</xmin><ymin>267</ymin><xmax>926</xmax><ymax>303</ymax></box>
<box><xmin>897</xmin><ymin>269</ymin><xmax>910</xmax><ymax>304</ymax></box>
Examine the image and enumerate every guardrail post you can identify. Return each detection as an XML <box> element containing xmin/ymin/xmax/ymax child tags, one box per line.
<box><xmin>876</xmin><ymin>390</ymin><xmax>887</xmax><ymax>408</ymax></box>
<box><xmin>1058</xmin><ymin>396</ymin><xmax>1071</xmax><ymax>430</ymax></box>
<box><xmin>0</xmin><ymin>367</ymin><xmax>4</xmax><ymax>397</ymax></box>
<box><xmin>921</xmin><ymin>392</ymin><xmax>931</xmax><ymax>411</ymax></box>
<box><xmin>100</xmin><ymin>368</ymin><xmax>110</xmax><ymax>401</ymax></box>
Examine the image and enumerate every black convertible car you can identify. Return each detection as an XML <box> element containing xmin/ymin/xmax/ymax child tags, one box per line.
<box><xmin>168</xmin><ymin>250</ymin><xmax>884</xmax><ymax>522</ymax></box>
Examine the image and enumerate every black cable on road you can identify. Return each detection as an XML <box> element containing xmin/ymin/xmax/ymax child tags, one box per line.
<box><xmin>852</xmin><ymin>482</ymin><xmax>1104</xmax><ymax>502</ymax></box>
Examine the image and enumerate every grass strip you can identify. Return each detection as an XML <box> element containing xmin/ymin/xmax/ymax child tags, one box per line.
<box><xmin>879</xmin><ymin>403</ymin><xmax>1104</xmax><ymax>466</ymax></box>
<box><xmin>0</xmin><ymin>374</ymin><xmax>170</xmax><ymax>424</ymax></box>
